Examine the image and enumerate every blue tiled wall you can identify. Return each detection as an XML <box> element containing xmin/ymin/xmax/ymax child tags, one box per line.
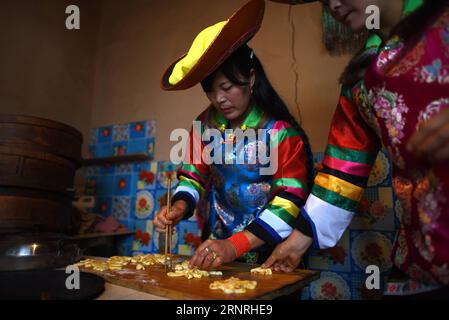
<box><xmin>85</xmin><ymin>120</ymin><xmax>201</xmax><ymax>257</ymax></box>
<box><xmin>87</xmin><ymin>120</ymin><xmax>156</xmax><ymax>159</ymax></box>
<box><xmin>85</xmin><ymin>160</ymin><xmax>201</xmax><ymax>257</ymax></box>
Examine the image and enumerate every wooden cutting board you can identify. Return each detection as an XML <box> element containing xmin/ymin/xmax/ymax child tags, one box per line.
<box><xmin>78</xmin><ymin>256</ymin><xmax>319</xmax><ymax>300</ymax></box>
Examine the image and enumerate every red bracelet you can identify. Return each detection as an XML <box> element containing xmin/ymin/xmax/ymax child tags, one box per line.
<box><xmin>227</xmin><ymin>232</ymin><xmax>251</xmax><ymax>258</ymax></box>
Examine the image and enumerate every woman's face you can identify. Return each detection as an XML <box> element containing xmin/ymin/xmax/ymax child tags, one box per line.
<box><xmin>323</xmin><ymin>0</ymin><xmax>383</xmax><ymax>32</ymax></box>
<box><xmin>205</xmin><ymin>71</ymin><xmax>255</xmax><ymax>122</ymax></box>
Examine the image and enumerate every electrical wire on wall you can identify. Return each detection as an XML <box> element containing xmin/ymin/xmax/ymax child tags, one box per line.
<box><xmin>287</xmin><ymin>5</ymin><xmax>303</xmax><ymax>125</ymax></box>
<box><xmin>286</xmin><ymin>2</ymin><xmax>366</xmax><ymax>125</ymax></box>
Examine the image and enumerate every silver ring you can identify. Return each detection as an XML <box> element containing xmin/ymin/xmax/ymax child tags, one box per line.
<box><xmin>204</xmin><ymin>247</ymin><xmax>211</xmax><ymax>254</ymax></box>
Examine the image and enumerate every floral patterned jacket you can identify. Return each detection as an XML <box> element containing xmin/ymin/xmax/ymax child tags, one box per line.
<box><xmin>296</xmin><ymin>4</ymin><xmax>449</xmax><ymax>286</ymax></box>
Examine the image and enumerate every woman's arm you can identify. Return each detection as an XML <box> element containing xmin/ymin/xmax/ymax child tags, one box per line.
<box><xmin>264</xmin><ymin>93</ymin><xmax>382</xmax><ymax>271</ymax></box>
<box><xmin>153</xmin><ymin>120</ymin><xmax>211</xmax><ymax>231</ymax></box>
<box><xmin>243</xmin><ymin>120</ymin><xmax>310</xmax><ymax>249</ymax></box>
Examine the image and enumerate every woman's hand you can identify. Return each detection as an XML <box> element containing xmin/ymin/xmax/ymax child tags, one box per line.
<box><xmin>261</xmin><ymin>229</ymin><xmax>313</xmax><ymax>273</ymax></box>
<box><xmin>153</xmin><ymin>200</ymin><xmax>187</xmax><ymax>233</ymax></box>
<box><xmin>189</xmin><ymin>239</ymin><xmax>237</xmax><ymax>269</ymax></box>
<box><xmin>407</xmin><ymin>108</ymin><xmax>449</xmax><ymax>164</ymax></box>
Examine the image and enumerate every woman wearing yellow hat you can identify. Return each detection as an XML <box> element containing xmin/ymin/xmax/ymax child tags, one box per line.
<box><xmin>154</xmin><ymin>0</ymin><xmax>314</xmax><ymax>268</ymax></box>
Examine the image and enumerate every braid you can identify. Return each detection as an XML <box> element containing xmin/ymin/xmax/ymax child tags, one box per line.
<box><xmin>340</xmin><ymin>46</ymin><xmax>378</xmax><ymax>87</ymax></box>
<box><xmin>249</xmin><ymin>55</ymin><xmax>315</xmax><ymax>193</ymax></box>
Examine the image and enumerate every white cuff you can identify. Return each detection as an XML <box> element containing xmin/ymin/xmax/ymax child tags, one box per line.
<box><xmin>173</xmin><ymin>185</ymin><xmax>200</xmax><ymax>205</ymax></box>
<box><xmin>258</xmin><ymin>209</ymin><xmax>293</xmax><ymax>239</ymax></box>
<box><xmin>304</xmin><ymin>194</ymin><xmax>354</xmax><ymax>249</ymax></box>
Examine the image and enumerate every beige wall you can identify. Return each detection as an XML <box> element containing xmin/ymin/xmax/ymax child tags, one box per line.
<box><xmin>0</xmin><ymin>0</ymin><xmax>101</xmax><ymax>148</ymax></box>
<box><xmin>1</xmin><ymin>0</ymin><xmax>351</xmax><ymax>164</ymax></box>
<box><xmin>90</xmin><ymin>0</ymin><xmax>351</xmax><ymax>159</ymax></box>
<box><xmin>0</xmin><ymin>0</ymin><xmax>102</xmax><ymax>186</ymax></box>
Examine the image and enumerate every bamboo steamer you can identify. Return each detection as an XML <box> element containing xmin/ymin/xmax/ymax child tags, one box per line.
<box><xmin>0</xmin><ymin>114</ymin><xmax>83</xmax><ymax>233</ymax></box>
<box><xmin>0</xmin><ymin>114</ymin><xmax>82</xmax><ymax>164</ymax></box>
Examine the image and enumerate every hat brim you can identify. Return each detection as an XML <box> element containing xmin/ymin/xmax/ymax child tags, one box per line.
<box><xmin>269</xmin><ymin>0</ymin><xmax>317</xmax><ymax>4</ymax></box>
<box><xmin>161</xmin><ymin>0</ymin><xmax>265</xmax><ymax>91</ymax></box>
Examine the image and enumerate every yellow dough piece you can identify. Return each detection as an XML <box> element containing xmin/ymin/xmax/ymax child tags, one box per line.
<box><xmin>75</xmin><ymin>254</ymin><xmax>169</xmax><ymax>271</ymax></box>
<box><xmin>250</xmin><ymin>266</ymin><xmax>272</xmax><ymax>275</ymax></box>
<box><xmin>209</xmin><ymin>277</ymin><xmax>257</xmax><ymax>294</ymax></box>
<box><xmin>167</xmin><ymin>261</ymin><xmax>211</xmax><ymax>279</ymax></box>
<box><xmin>166</xmin><ymin>260</ymin><xmax>223</xmax><ymax>279</ymax></box>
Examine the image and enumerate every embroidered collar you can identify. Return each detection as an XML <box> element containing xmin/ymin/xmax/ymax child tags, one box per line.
<box><xmin>212</xmin><ymin>104</ymin><xmax>264</xmax><ymax>132</ymax></box>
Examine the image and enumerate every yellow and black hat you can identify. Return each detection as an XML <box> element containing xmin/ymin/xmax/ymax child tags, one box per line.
<box><xmin>161</xmin><ymin>0</ymin><xmax>265</xmax><ymax>91</ymax></box>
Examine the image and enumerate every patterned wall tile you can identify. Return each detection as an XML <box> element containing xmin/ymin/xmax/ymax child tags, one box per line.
<box><xmin>95</xmin><ymin>197</ymin><xmax>112</xmax><ymax>216</ymax></box>
<box><xmin>97</xmin><ymin>126</ymin><xmax>113</xmax><ymax>144</ymax></box>
<box><xmin>113</xmin><ymin>123</ymin><xmax>129</xmax><ymax>142</ymax></box>
<box><xmin>304</xmin><ymin>271</ymin><xmax>352</xmax><ymax>300</ymax></box>
<box><xmin>135</xmin><ymin>190</ymin><xmax>155</xmax><ymax>220</ymax></box>
<box><xmin>112</xmin><ymin>196</ymin><xmax>131</xmax><ymax>220</ymax></box>
<box><xmin>89</xmin><ymin>120</ymin><xmax>156</xmax><ymax>159</ymax></box>
<box><xmin>132</xmin><ymin>220</ymin><xmax>154</xmax><ymax>253</ymax></box>
<box><xmin>177</xmin><ymin>220</ymin><xmax>201</xmax><ymax>256</ymax></box>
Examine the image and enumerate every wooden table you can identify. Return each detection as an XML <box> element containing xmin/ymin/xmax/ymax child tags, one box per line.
<box><xmin>80</xmin><ymin>255</ymin><xmax>319</xmax><ymax>300</ymax></box>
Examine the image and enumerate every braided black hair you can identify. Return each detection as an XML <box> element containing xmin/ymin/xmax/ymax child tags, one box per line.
<box><xmin>201</xmin><ymin>44</ymin><xmax>315</xmax><ymax>192</ymax></box>
<box><xmin>340</xmin><ymin>0</ymin><xmax>449</xmax><ymax>87</ymax></box>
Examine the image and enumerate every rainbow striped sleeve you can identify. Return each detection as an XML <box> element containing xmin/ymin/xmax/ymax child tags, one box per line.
<box><xmin>172</xmin><ymin>115</ymin><xmax>210</xmax><ymax>218</ymax></box>
<box><xmin>246</xmin><ymin>121</ymin><xmax>310</xmax><ymax>246</ymax></box>
<box><xmin>299</xmin><ymin>95</ymin><xmax>381</xmax><ymax>249</ymax></box>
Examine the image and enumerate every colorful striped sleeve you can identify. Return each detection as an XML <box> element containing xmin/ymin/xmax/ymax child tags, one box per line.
<box><xmin>298</xmin><ymin>94</ymin><xmax>381</xmax><ymax>249</ymax></box>
<box><xmin>245</xmin><ymin>120</ymin><xmax>310</xmax><ymax>246</ymax></box>
<box><xmin>172</xmin><ymin>115</ymin><xmax>210</xmax><ymax>219</ymax></box>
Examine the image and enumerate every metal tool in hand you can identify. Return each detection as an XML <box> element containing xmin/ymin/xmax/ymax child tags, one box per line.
<box><xmin>164</xmin><ymin>177</ymin><xmax>173</xmax><ymax>271</ymax></box>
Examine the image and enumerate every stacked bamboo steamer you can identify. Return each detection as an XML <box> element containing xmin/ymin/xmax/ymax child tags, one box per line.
<box><xmin>0</xmin><ymin>114</ymin><xmax>83</xmax><ymax>234</ymax></box>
